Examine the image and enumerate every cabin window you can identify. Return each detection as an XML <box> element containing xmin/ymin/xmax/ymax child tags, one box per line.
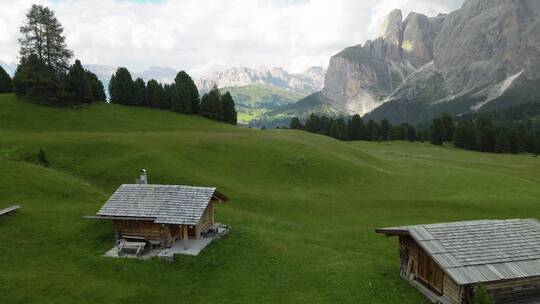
<box><xmin>418</xmin><ymin>250</ymin><xmax>443</xmax><ymax>294</ymax></box>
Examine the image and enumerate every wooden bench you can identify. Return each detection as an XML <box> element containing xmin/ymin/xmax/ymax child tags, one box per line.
<box><xmin>118</xmin><ymin>239</ymin><xmax>147</xmax><ymax>257</ymax></box>
<box><xmin>0</xmin><ymin>205</ymin><xmax>20</xmax><ymax>217</ymax></box>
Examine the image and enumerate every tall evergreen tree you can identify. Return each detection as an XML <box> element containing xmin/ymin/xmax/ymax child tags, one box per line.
<box><xmin>13</xmin><ymin>54</ymin><xmax>62</xmax><ymax>103</ymax></box>
<box><xmin>347</xmin><ymin>114</ymin><xmax>365</xmax><ymax>141</ymax></box>
<box><xmin>108</xmin><ymin>67</ymin><xmax>134</xmax><ymax>105</ymax></box>
<box><xmin>172</xmin><ymin>71</ymin><xmax>200</xmax><ymax>114</ymax></box>
<box><xmin>430</xmin><ymin>118</ymin><xmax>444</xmax><ymax>146</ymax></box>
<box><xmin>133</xmin><ymin>78</ymin><xmax>146</xmax><ymax>106</ymax></box>
<box><xmin>366</xmin><ymin>120</ymin><xmax>380</xmax><ymax>141</ymax></box>
<box><xmin>85</xmin><ymin>70</ymin><xmax>106</xmax><ymax>101</ymax></box>
<box><xmin>146</xmin><ymin>79</ymin><xmax>163</xmax><ymax>108</ymax></box>
<box><xmin>289</xmin><ymin>117</ymin><xmax>304</xmax><ymax>130</ymax></box>
<box><xmin>200</xmin><ymin>86</ymin><xmax>223</xmax><ymax>121</ymax></box>
<box><xmin>66</xmin><ymin>59</ymin><xmax>92</xmax><ymax>104</ymax></box>
<box><xmin>454</xmin><ymin>120</ymin><xmax>477</xmax><ymax>150</ymax></box>
<box><xmin>0</xmin><ymin>65</ymin><xmax>12</xmax><ymax>93</ymax></box>
<box><xmin>221</xmin><ymin>91</ymin><xmax>237</xmax><ymax>125</ymax></box>
<box><xmin>19</xmin><ymin>4</ymin><xmax>73</xmax><ymax>74</ymax></box>
<box><xmin>380</xmin><ymin>118</ymin><xmax>391</xmax><ymax>141</ymax></box>
<box><xmin>495</xmin><ymin>131</ymin><xmax>510</xmax><ymax>154</ymax></box>
<box><xmin>440</xmin><ymin>113</ymin><xmax>454</xmax><ymax>142</ymax></box>
<box><xmin>305</xmin><ymin>113</ymin><xmax>321</xmax><ymax>133</ymax></box>
<box><xmin>407</xmin><ymin>124</ymin><xmax>416</xmax><ymax>142</ymax></box>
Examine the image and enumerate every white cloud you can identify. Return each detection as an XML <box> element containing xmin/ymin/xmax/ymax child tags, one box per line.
<box><xmin>0</xmin><ymin>0</ymin><xmax>464</xmax><ymax>76</ymax></box>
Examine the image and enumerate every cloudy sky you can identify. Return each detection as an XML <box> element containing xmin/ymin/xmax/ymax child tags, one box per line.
<box><xmin>0</xmin><ymin>0</ymin><xmax>464</xmax><ymax>76</ymax></box>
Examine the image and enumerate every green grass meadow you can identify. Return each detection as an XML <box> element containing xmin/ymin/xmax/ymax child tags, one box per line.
<box><xmin>0</xmin><ymin>93</ymin><xmax>539</xmax><ymax>303</ymax></box>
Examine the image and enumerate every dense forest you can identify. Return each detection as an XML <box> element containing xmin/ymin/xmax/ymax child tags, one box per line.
<box><xmin>289</xmin><ymin>103</ymin><xmax>540</xmax><ymax>155</ymax></box>
<box><xmin>4</xmin><ymin>4</ymin><xmax>237</xmax><ymax>126</ymax></box>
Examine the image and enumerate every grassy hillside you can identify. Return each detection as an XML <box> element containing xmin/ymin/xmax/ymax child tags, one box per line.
<box><xmin>1</xmin><ymin>93</ymin><xmax>540</xmax><ymax>303</ymax></box>
<box><xmin>221</xmin><ymin>85</ymin><xmax>306</xmax><ymax>125</ymax></box>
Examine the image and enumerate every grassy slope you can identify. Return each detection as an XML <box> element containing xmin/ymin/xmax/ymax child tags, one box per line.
<box><xmin>1</xmin><ymin>94</ymin><xmax>540</xmax><ymax>303</ymax></box>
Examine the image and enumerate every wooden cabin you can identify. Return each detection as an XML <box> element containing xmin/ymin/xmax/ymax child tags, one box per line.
<box><xmin>376</xmin><ymin>219</ymin><xmax>540</xmax><ymax>304</ymax></box>
<box><xmin>93</xmin><ymin>183</ymin><xmax>228</xmax><ymax>249</ymax></box>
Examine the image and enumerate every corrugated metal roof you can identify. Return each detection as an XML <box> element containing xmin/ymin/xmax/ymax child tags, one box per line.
<box><xmin>377</xmin><ymin>219</ymin><xmax>540</xmax><ymax>285</ymax></box>
<box><xmin>97</xmin><ymin>184</ymin><xmax>225</xmax><ymax>225</ymax></box>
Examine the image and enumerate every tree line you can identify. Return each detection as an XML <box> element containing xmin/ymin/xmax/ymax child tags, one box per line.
<box><xmin>289</xmin><ymin>108</ymin><xmax>540</xmax><ymax>156</ymax></box>
<box><xmin>289</xmin><ymin>114</ymin><xmax>425</xmax><ymax>142</ymax></box>
<box><xmin>107</xmin><ymin>67</ymin><xmax>237</xmax><ymax>125</ymax></box>
<box><xmin>5</xmin><ymin>4</ymin><xmax>237</xmax><ymax>126</ymax></box>
<box><xmin>429</xmin><ymin>109</ymin><xmax>540</xmax><ymax>155</ymax></box>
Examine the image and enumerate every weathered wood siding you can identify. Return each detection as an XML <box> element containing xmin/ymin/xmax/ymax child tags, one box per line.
<box><xmin>399</xmin><ymin>235</ymin><xmax>462</xmax><ymax>304</ymax></box>
<box><xmin>113</xmin><ymin>220</ymin><xmax>174</xmax><ymax>247</ymax></box>
<box><xmin>199</xmin><ymin>201</ymin><xmax>214</xmax><ymax>232</ymax></box>
<box><xmin>484</xmin><ymin>277</ymin><xmax>540</xmax><ymax>303</ymax></box>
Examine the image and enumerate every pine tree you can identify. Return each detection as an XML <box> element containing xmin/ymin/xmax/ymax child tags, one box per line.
<box><xmin>146</xmin><ymin>79</ymin><xmax>163</xmax><ymax>108</ymax></box>
<box><xmin>108</xmin><ymin>67</ymin><xmax>134</xmax><ymax>105</ymax></box>
<box><xmin>347</xmin><ymin>114</ymin><xmax>365</xmax><ymax>141</ymax></box>
<box><xmin>172</xmin><ymin>71</ymin><xmax>200</xmax><ymax>114</ymax></box>
<box><xmin>477</xmin><ymin>124</ymin><xmax>497</xmax><ymax>153</ymax></box>
<box><xmin>221</xmin><ymin>91</ymin><xmax>237</xmax><ymax>125</ymax></box>
<box><xmin>19</xmin><ymin>4</ymin><xmax>73</xmax><ymax>75</ymax></box>
<box><xmin>366</xmin><ymin>120</ymin><xmax>380</xmax><ymax>141</ymax></box>
<box><xmin>133</xmin><ymin>78</ymin><xmax>146</xmax><ymax>106</ymax></box>
<box><xmin>290</xmin><ymin>117</ymin><xmax>304</xmax><ymax>130</ymax></box>
<box><xmin>454</xmin><ymin>120</ymin><xmax>477</xmax><ymax>150</ymax></box>
<box><xmin>495</xmin><ymin>131</ymin><xmax>510</xmax><ymax>154</ymax></box>
<box><xmin>66</xmin><ymin>59</ymin><xmax>92</xmax><ymax>104</ymax></box>
<box><xmin>0</xmin><ymin>65</ymin><xmax>12</xmax><ymax>93</ymax></box>
<box><xmin>407</xmin><ymin>125</ymin><xmax>416</xmax><ymax>142</ymax></box>
<box><xmin>430</xmin><ymin>118</ymin><xmax>444</xmax><ymax>146</ymax></box>
<box><xmin>200</xmin><ymin>86</ymin><xmax>223</xmax><ymax>121</ymax></box>
<box><xmin>535</xmin><ymin>135</ymin><xmax>540</xmax><ymax>156</ymax></box>
<box><xmin>305</xmin><ymin>113</ymin><xmax>321</xmax><ymax>133</ymax></box>
<box><xmin>380</xmin><ymin>119</ymin><xmax>391</xmax><ymax>141</ymax></box>
<box><xmin>13</xmin><ymin>54</ymin><xmax>62</xmax><ymax>103</ymax></box>
<box><xmin>441</xmin><ymin>113</ymin><xmax>454</xmax><ymax>142</ymax></box>
<box><xmin>85</xmin><ymin>70</ymin><xmax>106</xmax><ymax>101</ymax></box>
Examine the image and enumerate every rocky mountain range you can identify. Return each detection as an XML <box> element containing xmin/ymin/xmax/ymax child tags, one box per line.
<box><xmin>195</xmin><ymin>66</ymin><xmax>325</xmax><ymax>94</ymax></box>
<box><xmin>280</xmin><ymin>0</ymin><xmax>540</xmax><ymax>125</ymax></box>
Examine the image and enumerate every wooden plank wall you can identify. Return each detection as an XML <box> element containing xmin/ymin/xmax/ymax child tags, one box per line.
<box><xmin>113</xmin><ymin>220</ymin><xmax>174</xmax><ymax>247</ymax></box>
<box><xmin>485</xmin><ymin>277</ymin><xmax>540</xmax><ymax>303</ymax></box>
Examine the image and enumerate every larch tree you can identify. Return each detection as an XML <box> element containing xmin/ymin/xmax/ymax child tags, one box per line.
<box><xmin>19</xmin><ymin>4</ymin><xmax>73</xmax><ymax>75</ymax></box>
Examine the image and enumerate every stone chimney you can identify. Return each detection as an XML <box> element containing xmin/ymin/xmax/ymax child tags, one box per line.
<box><xmin>138</xmin><ymin>169</ymin><xmax>148</xmax><ymax>184</ymax></box>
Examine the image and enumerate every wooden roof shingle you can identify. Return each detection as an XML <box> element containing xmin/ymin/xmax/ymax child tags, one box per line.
<box><xmin>97</xmin><ymin>184</ymin><xmax>227</xmax><ymax>225</ymax></box>
<box><xmin>376</xmin><ymin>219</ymin><xmax>540</xmax><ymax>285</ymax></box>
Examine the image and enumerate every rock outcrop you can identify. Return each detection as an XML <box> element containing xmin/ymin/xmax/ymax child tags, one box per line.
<box><xmin>320</xmin><ymin>0</ymin><xmax>540</xmax><ymax>123</ymax></box>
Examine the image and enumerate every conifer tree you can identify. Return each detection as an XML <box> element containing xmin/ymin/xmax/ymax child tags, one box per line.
<box><xmin>0</xmin><ymin>65</ymin><xmax>12</xmax><ymax>93</ymax></box>
<box><xmin>13</xmin><ymin>54</ymin><xmax>62</xmax><ymax>103</ymax></box>
<box><xmin>366</xmin><ymin>120</ymin><xmax>380</xmax><ymax>141</ymax></box>
<box><xmin>347</xmin><ymin>114</ymin><xmax>365</xmax><ymax>141</ymax></box>
<box><xmin>305</xmin><ymin>113</ymin><xmax>321</xmax><ymax>133</ymax></box>
<box><xmin>200</xmin><ymin>86</ymin><xmax>223</xmax><ymax>121</ymax></box>
<box><xmin>133</xmin><ymin>77</ymin><xmax>146</xmax><ymax>106</ymax></box>
<box><xmin>221</xmin><ymin>91</ymin><xmax>237</xmax><ymax>125</ymax></box>
<box><xmin>430</xmin><ymin>118</ymin><xmax>444</xmax><ymax>145</ymax></box>
<box><xmin>380</xmin><ymin>118</ymin><xmax>391</xmax><ymax>141</ymax></box>
<box><xmin>85</xmin><ymin>70</ymin><xmax>106</xmax><ymax>101</ymax></box>
<box><xmin>66</xmin><ymin>59</ymin><xmax>92</xmax><ymax>104</ymax></box>
<box><xmin>495</xmin><ymin>131</ymin><xmax>510</xmax><ymax>154</ymax></box>
<box><xmin>108</xmin><ymin>67</ymin><xmax>134</xmax><ymax>105</ymax></box>
<box><xmin>19</xmin><ymin>4</ymin><xmax>73</xmax><ymax>74</ymax></box>
<box><xmin>290</xmin><ymin>117</ymin><xmax>304</xmax><ymax>130</ymax></box>
<box><xmin>146</xmin><ymin>79</ymin><xmax>163</xmax><ymax>108</ymax></box>
<box><xmin>172</xmin><ymin>71</ymin><xmax>200</xmax><ymax>114</ymax></box>
<box><xmin>441</xmin><ymin>113</ymin><xmax>454</xmax><ymax>142</ymax></box>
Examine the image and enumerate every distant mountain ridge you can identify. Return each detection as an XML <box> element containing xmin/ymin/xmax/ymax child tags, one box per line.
<box><xmin>195</xmin><ymin>66</ymin><xmax>325</xmax><ymax>95</ymax></box>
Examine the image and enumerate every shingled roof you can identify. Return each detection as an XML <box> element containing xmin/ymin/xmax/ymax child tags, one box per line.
<box><xmin>97</xmin><ymin>184</ymin><xmax>228</xmax><ymax>225</ymax></box>
<box><xmin>376</xmin><ymin>219</ymin><xmax>540</xmax><ymax>285</ymax></box>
